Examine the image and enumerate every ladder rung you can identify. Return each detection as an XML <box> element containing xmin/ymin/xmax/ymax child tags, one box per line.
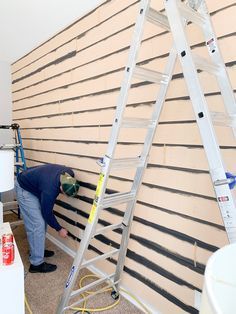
<box><xmin>3</xmin><ymin>201</ymin><xmax>18</xmax><ymax>208</ymax></box>
<box><xmin>122</xmin><ymin>117</ymin><xmax>155</xmax><ymax>128</ymax></box>
<box><xmin>81</xmin><ymin>249</ymin><xmax>119</xmax><ymax>268</ymax></box>
<box><xmin>111</xmin><ymin>157</ymin><xmax>145</xmax><ymax>169</ymax></box>
<box><xmin>146</xmin><ymin>7</ymin><xmax>170</xmax><ymax>31</ymax></box>
<box><xmin>0</xmin><ymin>144</ymin><xmax>16</xmax><ymax>150</ymax></box>
<box><xmin>133</xmin><ymin>66</ymin><xmax>169</xmax><ymax>84</ymax></box>
<box><xmin>192</xmin><ymin>53</ymin><xmax>219</xmax><ymax>75</ymax></box>
<box><xmin>102</xmin><ymin>191</ymin><xmax>136</xmax><ymax>208</ymax></box>
<box><xmin>15</xmin><ymin>162</ymin><xmax>24</xmax><ymax>166</ymax></box>
<box><xmin>211</xmin><ymin>111</ymin><xmax>236</xmax><ymax>128</ymax></box>
<box><xmin>177</xmin><ymin>1</ymin><xmax>206</xmax><ymax>26</ymax></box>
<box><xmin>214</xmin><ymin>178</ymin><xmax>233</xmax><ymax>187</ymax></box>
<box><xmin>10</xmin><ymin>220</ymin><xmax>24</xmax><ymax>227</ymax></box>
<box><xmin>93</xmin><ymin>223</ymin><xmax>123</xmax><ymax>237</ymax></box>
<box><xmin>70</xmin><ymin>274</ymin><xmax>115</xmax><ymax>298</ymax></box>
<box><xmin>66</xmin><ymin>278</ymin><xmax>120</xmax><ymax>310</ymax></box>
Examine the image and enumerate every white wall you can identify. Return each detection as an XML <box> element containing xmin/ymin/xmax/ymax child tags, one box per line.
<box><xmin>0</xmin><ymin>61</ymin><xmax>14</xmax><ymax>201</ymax></box>
<box><xmin>0</xmin><ymin>0</ymin><xmax>104</xmax><ymax>63</ymax></box>
<box><xmin>0</xmin><ymin>60</ymin><xmax>12</xmax><ymax>144</ymax></box>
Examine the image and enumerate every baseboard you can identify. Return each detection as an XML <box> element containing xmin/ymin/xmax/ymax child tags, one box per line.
<box><xmin>46</xmin><ymin>233</ymin><xmax>76</xmax><ymax>258</ymax></box>
<box><xmin>46</xmin><ymin>233</ymin><xmax>156</xmax><ymax>313</ymax></box>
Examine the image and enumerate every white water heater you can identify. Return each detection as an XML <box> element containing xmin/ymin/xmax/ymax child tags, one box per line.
<box><xmin>0</xmin><ymin>149</ymin><xmax>14</xmax><ymax>192</ymax></box>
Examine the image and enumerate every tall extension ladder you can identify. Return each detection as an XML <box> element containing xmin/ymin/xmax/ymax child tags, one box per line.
<box><xmin>57</xmin><ymin>0</ymin><xmax>236</xmax><ymax>312</ymax></box>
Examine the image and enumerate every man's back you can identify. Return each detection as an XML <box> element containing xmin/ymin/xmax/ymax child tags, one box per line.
<box><xmin>17</xmin><ymin>164</ymin><xmax>74</xmax><ymax>200</ymax></box>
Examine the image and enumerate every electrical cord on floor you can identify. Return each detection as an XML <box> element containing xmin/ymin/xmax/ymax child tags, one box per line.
<box><xmin>71</xmin><ymin>274</ymin><xmax>120</xmax><ymax>313</ymax></box>
<box><xmin>71</xmin><ymin>274</ymin><xmax>151</xmax><ymax>314</ymax></box>
<box><xmin>25</xmin><ymin>294</ymin><xmax>33</xmax><ymax>314</ymax></box>
<box><xmin>23</xmin><ymin>273</ymin><xmax>151</xmax><ymax>314</ymax></box>
<box><xmin>24</xmin><ymin>270</ymin><xmax>33</xmax><ymax>314</ymax></box>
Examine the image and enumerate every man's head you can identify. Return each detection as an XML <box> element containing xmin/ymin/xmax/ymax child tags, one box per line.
<box><xmin>60</xmin><ymin>173</ymin><xmax>80</xmax><ymax>197</ymax></box>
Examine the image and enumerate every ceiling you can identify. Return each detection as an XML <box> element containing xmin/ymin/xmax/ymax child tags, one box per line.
<box><xmin>0</xmin><ymin>0</ymin><xmax>103</xmax><ymax>63</ymax></box>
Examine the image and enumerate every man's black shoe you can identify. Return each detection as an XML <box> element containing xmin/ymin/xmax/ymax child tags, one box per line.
<box><xmin>44</xmin><ymin>250</ymin><xmax>55</xmax><ymax>258</ymax></box>
<box><xmin>29</xmin><ymin>262</ymin><xmax>57</xmax><ymax>273</ymax></box>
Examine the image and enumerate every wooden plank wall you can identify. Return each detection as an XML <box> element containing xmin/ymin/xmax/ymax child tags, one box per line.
<box><xmin>12</xmin><ymin>0</ymin><xmax>235</xmax><ymax>312</ymax></box>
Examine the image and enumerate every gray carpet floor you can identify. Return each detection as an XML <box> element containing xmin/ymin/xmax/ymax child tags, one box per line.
<box><xmin>5</xmin><ymin>214</ymin><xmax>143</xmax><ymax>314</ymax></box>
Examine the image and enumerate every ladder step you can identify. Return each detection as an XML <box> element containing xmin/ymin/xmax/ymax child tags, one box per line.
<box><xmin>211</xmin><ymin>111</ymin><xmax>236</xmax><ymax>128</ymax></box>
<box><xmin>81</xmin><ymin>249</ymin><xmax>119</xmax><ymax>268</ymax></box>
<box><xmin>102</xmin><ymin>191</ymin><xmax>136</xmax><ymax>208</ymax></box>
<box><xmin>15</xmin><ymin>162</ymin><xmax>24</xmax><ymax>166</ymax></box>
<box><xmin>192</xmin><ymin>53</ymin><xmax>219</xmax><ymax>75</ymax></box>
<box><xmin>93</xmin><ymin>223</ymin><xmax>123</xmax><ymax>237</ymax></box>
<box><xmin>133</xmin><ymin>66</ymin><xmax>169</xmax><ymax>84</ymax></box>
<box><xmin>70</xmin><ymin>273</ymin><xmax>115</xmax><ymax>298</ymax></box>
<box><xmin>3</xmin><ymin>201</ymin><xmax>18</xmax><ymax>208</ymax></box>
<box><xmin>0</xmin><ymin>144</ymin><xmax>16</xmax><ymax>150</ymax></box>
<box><xmin>122</xmin><ymin>117</ymin><xmax>155</xmax><ymax>128</ymax></box>
<box><xmin>67</xmin><ymin>277</ymin><xmax>120</xmax><ymax>310</ymax></box>
<box><xmin>111</xmin><ymin>157</ymin><xmax>145</xmax><ymax>169</ymax></box>
<box><xmin>10</xmin><ymin>220</ymin><xmax>24</xmax><ymax>227</ymax></box>
<box><xmin>146</xmin><ymin>7</ymin><xmax>170</xmax><ymax>31</ymax></box>
<box><xmin>177</xmin><ymin>1</ymin><xmax>206</xmax><ymax>26</ymax></box>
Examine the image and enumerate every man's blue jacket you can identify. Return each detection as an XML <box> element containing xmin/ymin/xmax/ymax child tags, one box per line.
<box><xmin>17</xmin><ymin>164</ymin><xmax>74</xmax><ymax>231</ymax></box>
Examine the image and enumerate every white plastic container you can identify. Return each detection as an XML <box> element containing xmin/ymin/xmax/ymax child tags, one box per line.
<box><xmin>0</xmin><ymin>150</ymin><xmax>14</xmax><ymax>192</ymax></box>
<box><xmin>200</xmin><ymin>243</ymin><xmax>236</xmax><ymax>314</ymax></box>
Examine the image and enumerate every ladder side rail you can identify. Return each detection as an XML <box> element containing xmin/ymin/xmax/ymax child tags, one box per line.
<box><xmin>16</xmin><ymin>128</ymin><xmax>27</xmax><ymax>171</ymax></box>
<box><xmin>165</xmin><ymin>0</ymin><xmax>236</xmax><ymax>243</ymax></box>
<box><xmin>14</xmin><ymin>129</ymin><xmax>20</xmax><ymax>176</ymax></box>
<box><xmin>56</xmin><ymin>216</ymin><xmax>98</xmax><ymax>313</ymax></box>
<box><xmin>113</xmin><ymin>45</ymin><xmax>178</xmax><ymax>287</ymax></box>
<box><xmin>198</xmin><ymin>2</ymin><xmax>236</xmax><ymax>120</ymax></box>
<box><xmin>56</xmin><ymin>160</ymin><xmax>112</xmax><ymax>313</ymax></box>
<box><xmin>106</xmin><ymin>0</ymin><xmax>151</xmax><ymax>158</ymax></box>
<box><xmin>138</xmin><ymin>45</ymin><xmax>177</xmax><ymax>162</ymax></box>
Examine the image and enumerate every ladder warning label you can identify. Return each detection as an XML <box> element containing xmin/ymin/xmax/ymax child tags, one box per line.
<box><xmin>88</xmin><ymin>202</ymin><xmax>97</xmax><ymax>224</ymax></box>
<box><xmin>206</xmin><ymin>37</ymin><xmax>216</xmax><ymax>53</ymax></box>
<box><xmin>95</xmin><ymin>173</ymin><xmax>105</xmax><ymax>198</ymax></box>
<box><xmin>218</xmin><ymin>196</ymin><xmax>229</xmax><ymax>202</ymax></box>
<box><xmin>88</xmin><ymin>173</ymin><xmax>105</xmax><ymax>224</ymax></box>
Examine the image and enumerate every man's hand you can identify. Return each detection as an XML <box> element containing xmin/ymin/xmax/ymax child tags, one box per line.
<box><xmin>58</xmin><ymin>228</ymin><xmax>68</xmax><ymax>238</ymax></box>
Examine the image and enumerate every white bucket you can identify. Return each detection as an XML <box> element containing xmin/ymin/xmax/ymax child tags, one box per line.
<box><xmin>200</xmin><ymin>243</ymin><xmax>236</xmax><ymax>314</ymax></box>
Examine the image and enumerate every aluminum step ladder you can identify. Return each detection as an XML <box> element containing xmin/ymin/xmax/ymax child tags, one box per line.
<box><xmin>57</xmin><ymin>1</ymin><xmax>236</xmax><ymax>312</ymax></box>
<box><xmin>57</xmin><ymin>1</ymin><xmax>177</xmax><ymax>312</ymax></box>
